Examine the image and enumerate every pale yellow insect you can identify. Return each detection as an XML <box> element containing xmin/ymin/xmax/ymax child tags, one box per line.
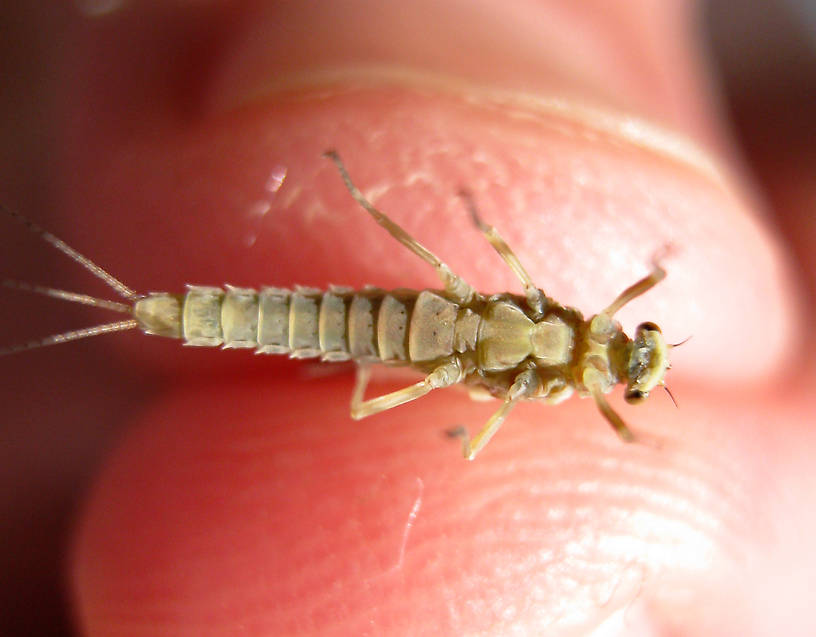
<box><xmin>1</xmin><ymin>151</ymin><xmax>674</xmax><ymax>459</ymax></box>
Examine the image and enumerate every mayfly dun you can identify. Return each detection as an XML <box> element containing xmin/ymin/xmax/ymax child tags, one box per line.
<box><xmin>1</xmin><ymin>151</ymin><xmax>676</xmax><ymax>459</ymax></box>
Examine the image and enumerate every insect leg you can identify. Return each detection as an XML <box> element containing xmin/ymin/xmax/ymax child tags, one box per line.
<box><xmin>601</xmin><ymin>255</ymin><xmax>668</xmax><ymax>317</ymax></box>
<box><xmin>452</xmin><ymin>369</ymin><xmax>541</xmax><ymax>460</ymax></box>
<box><xmin>323</xmin><ymin>151</ymin><xmax>477</xmax><ymax>304</ymax></box>
<box><xmin>458</xmin><ymin>190</ymin><xmax>545</xmax><ymax>315</ymax></box>
<box><xmin>590</xmin><ymin>386</ymin><xmax>635</xmax><ymax>442</ymax></box>
<box><xmin>350</xmin><ymin>359</ymin><xmax>463</xmax><ymax>419</ymax></box>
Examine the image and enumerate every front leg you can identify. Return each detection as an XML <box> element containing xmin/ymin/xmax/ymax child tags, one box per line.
<box><xmin>601</xmin><ymin>248</ymin><xmax>671</xmax><ymax>317</ymax></box>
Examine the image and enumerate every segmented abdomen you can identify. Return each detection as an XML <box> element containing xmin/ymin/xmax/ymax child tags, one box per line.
<box><xmin>180</xmin><ymin>285</ymin><xmax>481</xmax><ymax>364</ymax></box>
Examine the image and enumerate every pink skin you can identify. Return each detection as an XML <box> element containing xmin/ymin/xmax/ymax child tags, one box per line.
<box><xmin>0</xmin><ymin>1</ymin><xmax>814</xmax><ymax>635</ymax></box>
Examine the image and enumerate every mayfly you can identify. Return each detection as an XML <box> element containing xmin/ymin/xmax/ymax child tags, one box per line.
<box><xmin>1</xmin><ymin>151</ymin><xmax>675</xmax><ymax>459</ymax></box>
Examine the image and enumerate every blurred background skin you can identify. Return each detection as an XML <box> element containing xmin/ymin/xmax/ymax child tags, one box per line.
<box><xmin>0</xmin><ymin>1</ymin><xmax>814</xmax><ymax>635</ymax></box>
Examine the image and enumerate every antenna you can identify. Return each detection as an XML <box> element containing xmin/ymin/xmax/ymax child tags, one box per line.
<box><xmin>669</xmin><ymin>335</ymin><xmax>692</xmax><ymax>348</ymax></box>
<box><xmin>663</xmin><ymin>384</ymin><xmax>679</xmax><ymax>408</ymax></box>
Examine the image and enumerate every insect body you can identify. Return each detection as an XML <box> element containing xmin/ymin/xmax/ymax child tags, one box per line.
<box><xmin>1</xmin><ymin>151</ymin><xmax>672</xmax><ymax>459</ymax></box>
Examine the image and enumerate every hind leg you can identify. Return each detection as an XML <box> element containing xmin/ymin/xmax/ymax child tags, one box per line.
<box><xmin>324</xmin><ymin>151</ymin><xmax>477</xmax><ymax>304</ymax></box>
<box><xmin>350</xmin><ymin>360</ymin><xmax>463</xmax><ymax>419</ymax></box>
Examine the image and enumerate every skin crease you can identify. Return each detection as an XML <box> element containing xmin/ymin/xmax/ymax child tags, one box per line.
<box><xmin>0</xmin><ymin>1</ymin><xmax>814</xmax><ymax>636</ymax></box>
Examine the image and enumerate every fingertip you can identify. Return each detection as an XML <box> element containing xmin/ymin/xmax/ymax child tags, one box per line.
<box><xmin>72</xmin><ymin>373</ymin><xmax>777</xmax><ymax>636</ymax></box>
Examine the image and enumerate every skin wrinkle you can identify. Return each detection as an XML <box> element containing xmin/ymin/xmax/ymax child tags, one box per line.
<box><xmin>478</xmin><ymin>488</ymin><xmax>723</xmax><ymax>572</ymax></box>
<box><xmin>210</xmin><ymin>0</ymin><xmax>717</xmax><ymax>144</ymax></box>
<box><xmin>448</xmin><ymin>466</ymin><xmax>734</xmax><ymax>548</ymax></box>
<box><xmin>480</xmin><ymin>428</ymin><xmax>755</xmax><ymax>542</ymax></box>
<box><xmin>262</xmin><ymin>68</ymin><xmax>730</xmax><ymax>191</ymax></box>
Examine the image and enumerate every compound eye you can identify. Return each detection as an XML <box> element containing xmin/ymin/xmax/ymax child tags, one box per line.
<box><xmin>637</xmin><ymin>321</ymin><xmax>661</xmax><ymax>333</ymax></box>
<box><xmin>624</xmin><ymin>389</ymin><xmax>647</xmax><ymax>404</ymax></box>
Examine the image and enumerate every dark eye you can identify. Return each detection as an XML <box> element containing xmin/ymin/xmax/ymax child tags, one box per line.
<box><xmin>624</xmin><ymin>389</ymin><xmax>647</xmax><ymax>404</ymax></box>
<box><xmin>637</xmin><ymin>322</ymin><xmax>661</xmax><ymax>333</ymax></box>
